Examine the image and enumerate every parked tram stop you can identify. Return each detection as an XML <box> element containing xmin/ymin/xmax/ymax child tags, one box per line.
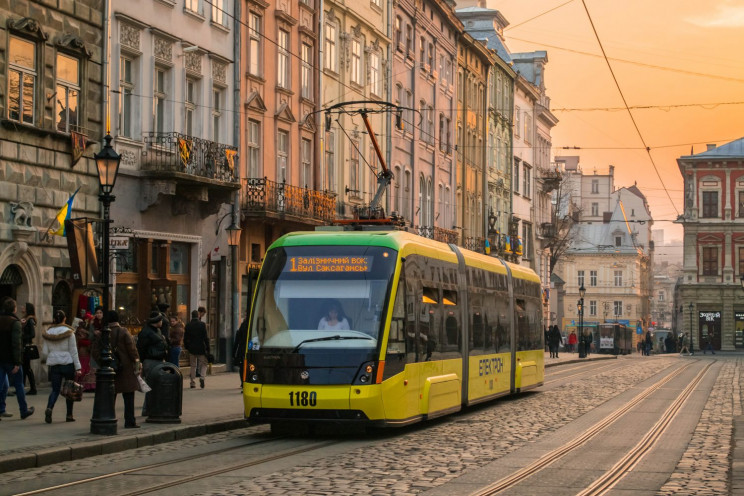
<box><xmin>146</xmin><ymin>362</ymin><xmax>183</xmax><ymax>423</ymax></box>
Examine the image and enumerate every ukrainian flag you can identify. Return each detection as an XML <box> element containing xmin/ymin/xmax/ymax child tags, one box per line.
<box><xmin>48</xmin><ymin>188</ymin><xmax>80</xmax><ymax>236</ymax></box>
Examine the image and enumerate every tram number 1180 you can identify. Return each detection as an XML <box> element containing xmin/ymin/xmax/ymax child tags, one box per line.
<box><xmin>289</xmin><ymin>391</ymin><xmax>318</xmax><ymax>407</ymax></box>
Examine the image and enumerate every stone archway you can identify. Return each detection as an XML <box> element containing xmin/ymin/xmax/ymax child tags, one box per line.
<box><xmin>0</xmin><ymin>241</ymin><xmax>43</xmax><ymax>319</ymax></box>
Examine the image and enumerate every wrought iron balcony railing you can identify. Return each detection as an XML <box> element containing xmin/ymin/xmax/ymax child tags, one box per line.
<box><xmin>142</xmin><ymin>132</ymin><xmax>238</xmax><ymax>184</ymax></box>
<box><xmin>413</xmin><ymin>225</ymin><xmax>460</xmax><ymax>245</ymax></box>
<box><xmin>242</xmin><ymin>177</ymin><xmax>336</xmax><ymax>224</ymax></box>
<box><xmin>464</xmin><ymin>236</ymin><xmax>486</xmax><ymax>253</ymax></box>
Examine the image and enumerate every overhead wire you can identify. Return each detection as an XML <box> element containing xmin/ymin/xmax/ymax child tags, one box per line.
<box><xmin>579</xmin><ymin>0</ymin><xmax>678</xmax><ymax>217</ymax></box>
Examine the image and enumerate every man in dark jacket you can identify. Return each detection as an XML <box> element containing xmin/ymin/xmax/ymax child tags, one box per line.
<box><xmin>184</xmin><ymin>310</ymin><xmax>210</xmax><ymax>389</ymax></box>
<box><xmin>0</xmin><ymin>298</ymin><xmax>34</xmax><ymax>419</ymax></box>
<box><xmin>136</xmin><ymin>311</ymin><xmax>168</xmax><ymax>416</ymax></box>
<box><xmin>548</xmin><ymin>325</ymin><xmax>562</xmax><ymax>358</ymax></box>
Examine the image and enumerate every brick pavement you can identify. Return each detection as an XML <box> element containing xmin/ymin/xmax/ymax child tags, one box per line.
<box><xmin>0</xmin><ymin>367</ymin><xmax>246</xmax><ymax>473</ymax></box>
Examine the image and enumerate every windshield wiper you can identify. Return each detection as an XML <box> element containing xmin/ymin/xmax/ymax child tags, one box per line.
<box><xmin>291</xmin><ymin>335</ymin><xmax>374</xmax><ymax>353</ymax></box>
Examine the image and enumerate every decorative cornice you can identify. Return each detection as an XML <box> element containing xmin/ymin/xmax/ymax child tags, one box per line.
<box><xmin>55</xmin><ymin>34</ymin><xmax>91</xmax><ymax>58</ymax></box>
<box><xmin>7</xmin><ymin>17</ymin><xmax>48</xmax><ymax>41</ymax></box>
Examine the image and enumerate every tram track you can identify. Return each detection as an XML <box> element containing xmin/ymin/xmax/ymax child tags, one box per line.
<box><xmin>15</xmin><ymin>436</ymin><xmax>339</xmax><ymax>496</ymax></box>
<box><xmin>470</xmin><ymin>360</ymin><xmax>700</xmax><ymax>495</ymax></box>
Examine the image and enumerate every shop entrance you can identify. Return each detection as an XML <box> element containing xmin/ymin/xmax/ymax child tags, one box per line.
<box><xmin>698</xmin><ymin>311</ymin><xmax>721</xmax><ymax>351</ymax></box>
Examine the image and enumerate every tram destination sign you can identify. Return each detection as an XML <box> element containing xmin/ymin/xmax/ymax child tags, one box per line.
<box><xmin>286</xmin><ymin>256</ymin><xmax>372</xmax><ymax>273</ymax></box>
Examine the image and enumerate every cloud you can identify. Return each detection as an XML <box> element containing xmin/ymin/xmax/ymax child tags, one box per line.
<box><xmin>687</xmin><ymin>4</ymin><xmax>744</xmax><ymax>27</ymax></box>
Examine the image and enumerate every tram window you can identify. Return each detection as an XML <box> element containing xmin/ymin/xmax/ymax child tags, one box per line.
<box><xmin>442</xmin><ymin>290</ymin><xmax>457</xmax><ymax>306</ymax></box>
<box><xmin>469</xmin><ymin>292</ymin><xmax>484</xmax><ymax>352</ymax></box>
<box><xmin>422</xmin><ymin>287</ymin><xmax>438</xmax><ymax>304</ymax></box>
<box><xmin>515</xmin><ymin>299</ymin><xmax>530</xmax><ymax>351</ymax></box>
<box><xmin>384</xmin><ymin>278</ymin><xmax>408</xmax><ymax>379</ymax></box>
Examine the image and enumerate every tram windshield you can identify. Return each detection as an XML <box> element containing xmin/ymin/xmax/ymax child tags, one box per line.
<box><xmin>249</xmin><ymin>245</ymin><xmax>397</xmax><ymax>352</ymax></box>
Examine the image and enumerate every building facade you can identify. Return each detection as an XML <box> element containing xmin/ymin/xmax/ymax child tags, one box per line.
<box><xmin>0</xmin><ymin>0</ymin><xmax>104</xmax><ymax>382</ymax></box>
<box><xmin>107</xmin><ymin>0</ymin><xmax>238</xmax><ymax>357</ymax></box>
<box><xmin>391</xmin><ymin>0</ymin><xmax>458</xmax><ymax>243</ymax></box>
<box><xmin>677</xmin><ymin>138</ymin><xmax>744</xmax><ymax>351</ymax></box>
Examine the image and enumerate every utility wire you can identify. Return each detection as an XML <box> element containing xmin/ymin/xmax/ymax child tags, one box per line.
<box><xmin>580</xmin><ymin>0</ymin><xmax>678</xmax><ymax>217</ymax></box>
<box><xmin>505</xmin><ymin>0</ymin><xmax>576</xmax><ymax>32</ymax></box>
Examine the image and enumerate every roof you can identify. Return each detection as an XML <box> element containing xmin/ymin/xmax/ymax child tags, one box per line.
<box><xmin>455</xmin><ymin>7</ymin><xmax>513</xmax><ymax>64</ymax></box>
<box><xmin>681</xmin><ymin>137</ymin><xmax>744</xmax><ymax>159</ymax></box>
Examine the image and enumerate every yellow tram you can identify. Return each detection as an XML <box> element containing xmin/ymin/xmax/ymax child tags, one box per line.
<box><xmin>241</xmin><ymin>230</ymin><xmax>544</xmax><ymax>428</ymax></box>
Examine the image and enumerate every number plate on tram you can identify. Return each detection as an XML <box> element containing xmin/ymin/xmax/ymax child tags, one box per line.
<box><xmin>288</xmin><ymin>391</ymin><xmax>317</xmax><ymax>407</ymax></box>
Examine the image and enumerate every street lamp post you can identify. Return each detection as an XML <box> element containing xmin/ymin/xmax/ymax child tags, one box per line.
<box><xmin>578</xmin><ymin>284</ymin><xmax>586</xmax><ymax>358</ymax></box>
<box><xmin>90</xmin><ymin>133</ymin><xmax>121</xmax><ymax>436</ymax></box>
<box><xmin>688</xmin><ymin>302</ymin><xmax>694</xmax><ymax>354</ymax></box>
<box><xmin>226</xmin><ymin>220</ymin><xmax>241</xmax><ymax>370</ymax></box>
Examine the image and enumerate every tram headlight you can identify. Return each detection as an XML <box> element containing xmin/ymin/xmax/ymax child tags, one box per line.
<box><xmin>247</xmin><ymin>363</ymin><xmax>259</xmax><ymax>382</ymax></box>
<box><xmin>353</xmin><ymin>361</ymin><xmax>376</xmax><ymax>385</ymax></box>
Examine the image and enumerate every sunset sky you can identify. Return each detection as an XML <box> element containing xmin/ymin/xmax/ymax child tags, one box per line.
<box><xmin>488</xmin><ymin>0</ymin><xmax>744</xmax><ymax>244</ymax></box>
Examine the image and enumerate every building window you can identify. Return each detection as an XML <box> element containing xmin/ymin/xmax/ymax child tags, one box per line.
<box><xmin>371</xmin><ymin>0</ymin><xmax>380</xmax><ymax>7</ymax></box>
<box><xmin>589</xmin><ymin>300</ymin><xmax>597</xmax><ymax>316</ymax></box>
<box><xmin>514</xmin><ymin>160</ymin><xmax>520</xmax><ymax>194</ymax></box>
<box><xmin>523</xmin><ymin>165</ymin><xmax>531</xmax><ymax>198</ymax></box>
<box><xmin>185</xmin><ymin>78</ymin><xmax>196</xmax><ymax>135</ymax></box>
<box><xmin>702</xmin><ymin>246</ymin><xmax>718</xmax><ymax>276</ymax></box>
<box><xmin>277</xmin><ymin>129</ymin><xmax>288</xmax><ymax>183</ymax></box>
<box><xmin>522</xmin><ymin>222</ymin><xmax>532</xmax><ymax>259</ymax></box>
<box><xmin>405</xmin><ymin>24</ymin><xmax>412</xmax><ymax>55</ymax></box>
<box><xmin>590</xmin><ymin>270</ymin><xmax>597</xmax><ymax>286</ymax></box>
<box><xmin>394</xmin><ymin>16</ymin><xmax>402</xmax><ymax>50</ymax></box>
<box><xmin>248</xmin><ymin>12</ymin><xmax>262</xmax><ymax>77</ymax></box>
<box><xmin>324</xmin><ymin>23</ymin><xmax>337</xmax><ymax>72</ymax></box>
<box><xmin>419</xmin><ymin>36</ymin><xmax>425</xmax><ymax>66</ymax></box>
<box><xmin>404</xmin><ymin>170</ymin><xmax>411</xmax><ymax>220</ymax></box>
<box><xmin>212</xmin><ymin>88</ymin><xmax>222</xmax><ymax>142</ymax></box>
<box><xmin>55</xmin><ymin>53</ymin><xmax>80</xmax><ymax>133</ymax></box>
<box><xmin>394</xmin><ymin>166</ymin><xmax>401</xmax><ymax>214</ymax></box>
<box><xmin>427</xmin><ymin>42</ymin><xmax>433</xmax><ymax>70</ymax></box>
<box><xmin>592</xmin><ymin>179</ymin><xmax>599</xmax><ymax>193</ymax></box>
<box><xmin>351</xmin><ymin>38</ymin><xmax>362</xmax><ymax>85</ymax></box>
<box><xmin>615</xmin><ymin>235</ymin><xmax>622</xmax><ymax>247</ymax></box>
<box><xmin>614</xmin><ymin>300</ymin><xmax>622</xmax><ymax>317</ymax></box>
<box><xmin>702</xmin><ymin>190</ymin><xmax>718</xmax><ymax>218</ymax></box>
<box><xmin>119</xmin><ymin>56</ymin><xmax>134</xmax><ymax>138</ymax></box>
<box><xmin>577</xmin><ymin>270</ymin><xmax>584</xmax><ymax>288</ymax></box>
<box><xmin>185</xmin><ymin>0</ymin><xmax>199</xmax><ymax>12</ymax></box>
<box><xmin>278</xmin><ymin>29</ymin><xmax>290</xmax><ymax>88</ymax></box>
<box><xmin>325</xmin><ymin>130</ymin><xmax>335</xmax><ymax>192</ymax></box>
<box><xmin>301</xmin><ymin>43</ymin><xmax>312</xmax><ymax>99</ymax></box>
<box><xmin>212</xmin><ymin>0</ymin><xmax>224</xmax><ymax>25</ymax></box>
<box><xmin>514</xmin><ymin>107</ymin><xmax>521</xmax><ymax>137</ymax></box>
<box><xmin>739</xmin><ymin>247</ymin><xmax>744</xmax><ymax>277</ymax></box>
<box><xmin>370</xmin><ymin>51</ymin><xmax>380</xmax><ymax>96</ymax></box>
<box><xmin>247</xmin><ymin>119</ymin><xmax>260</xmax><ymax>177</ymax></box>
<box><xmin>301</xmin><ymin>138</ymin><xmax>312</xmax><ymax>188</ymax></box>
<box><xmin>614</xmin><ymin>270</ymin><xmax>623</xmax><ymax>287</ymax></box>
<box><xmin>738</xmin><ymin>191</ymin><xmax>744</xmax><ymax>218</ymax></box>
<box><xmin>658</xmin><ymin>291</ymin><xmax>665</xmax><ymax>301</ymax></box>
<box><xmin>9</xmin><ymin>36</ymin><xmax>36</xmax><ymax>124</ymax></box>
<box><xmin>591</xmin><ymin>202</ymin><xmax>599</xmax><ymax>216</ymax></box>
<box><xmin>154</xmin><ymin>67</ymin><xmax>167</xmax><ymax>134</ymax></box>
<box><xmin>524</xmin><ymin>114</ymin><xmax>532</xmax><ymax>144</ymax></box>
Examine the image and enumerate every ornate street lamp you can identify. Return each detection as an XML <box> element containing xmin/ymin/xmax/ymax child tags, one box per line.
<box><xmin>227</xmin><ymin>219</ymin><xmax>241</xmax><ymax>370</ymax></box>
<box><xmin>578</xmin><ymin>284</ymin><xmax>586</xmax><ymax>358</ymax></box>
<box><xmin>688</xmin><ymin>302</ymin><xmax>694</xmax><ymax>353</ymax></box>
<box><xmin>91</xmin><ymin>133</ymin><xmax>121</xmax><ymax>436</ymax></box>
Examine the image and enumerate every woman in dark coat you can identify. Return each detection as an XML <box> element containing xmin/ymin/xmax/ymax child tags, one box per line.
<box><xmin>95</xmin><ymin>310</ymin><xmax>141</xmax><ymax>428</ymax></box>
<box><xmin>21</xmin><ymin>302</ymin><xmax>37</xmax><ymax>394</ymax></box>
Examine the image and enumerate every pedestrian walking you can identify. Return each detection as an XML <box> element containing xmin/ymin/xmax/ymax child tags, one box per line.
<box><xmin>233</xmin><ymin>316</ymin><xmax>248</xmax><ymax>388</ymax></box>
<box><xmin>107</xmin><ymin>311</ymin><xmax>141</xmax><ymax>428</ymax></box>
<box><xmin>21</xmin><ymin>302</ymin><xmax>37</xmax><ymax>395</ymax></box>
<box><xmin>548</xmin><ymin>325</ymin><xmax>562</xmax><ymax>358</ymax></box>
<box><xmin>76</xmin><ymin>312</ymin><xmax>95</xmax><ymax>391</ymax></box>
<box><xmin>86</xmin><ymin>306</ymin><xmax>104</xmax><ymax>391</ymax></box>
<box><xmin>679</xmin><ymin>332</ymin><xmax>692</xmax><ymax>355</ymax></box>
<box><xmin>644</xmin><ymin>330</ymin><xmax>653</xmax><ymax>356</ymax></box>
<box><xmin>0</xmin><ymin>297</ymin><xmax>35</xmax><ymax>420</ymax></box>
<box><xmin>0</xmin><ymin>374</ymin><xmax>10</xmax><ymax>419</ymax></box>
<box><xmin>184</xmin><ymin>310</ymin><xmax>210</xmax><ymax>389</ymax></box>
<box><xmin>157</xmin><ymin>303</ymin><xmax>170</xmax><ymax>343</ymax></box>
<box><xmin>41</xmin><ymin>310</ymin><xmax>80</xmax><ymax>423</ymax></box>
<box><xmin>136</xmin><ymin>311</ymin><xmax>169</xmax><ymax>416</ymax></box>
<box><xmin>568</xmin><ymin>330</ymin><xmax>577</xmax><ymax>353</ymax></box>
<box><xmin>167</xmin><ymin>315</ymin><xmax>184</xmax><ymax>366</ymax></box>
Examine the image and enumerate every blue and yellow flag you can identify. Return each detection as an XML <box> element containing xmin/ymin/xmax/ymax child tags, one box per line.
<box><xmin>48</xmin><ymin>187</ymin><xmax>80</xmax><ymax>236</ymax></box>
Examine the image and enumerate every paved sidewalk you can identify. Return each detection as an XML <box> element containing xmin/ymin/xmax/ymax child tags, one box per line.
<box><xmin>0</xmin><ymin>369</ymin><xmax>247</xmax><ymax>473</ymax></box>
<box><xmin>543</xmin><ymin>349</ymin><xmax>619</xmax><ymax>367</ymax></box>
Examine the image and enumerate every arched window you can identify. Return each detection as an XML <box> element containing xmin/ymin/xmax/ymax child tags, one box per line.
<box><xmin>445</xmin><ymin>186</ymin><xmax>451</xmax><ymax>228</ymax></box>
<box><xmin>418</xmin><ymin>174</ymin><xmax>425</xmax><ymax>226</ymax></box>
<box><xmin>394</xmin><ymin>165</ymin><xmax>401</xmax><ymax>214</ymax></box>
<box><xmin>404</xmin><ymin>169</ymin><xmax>412</xmax><ymax>222</ymax></box>
<box><xmin>427</xmin><ymin>177</ymin><xmax>434</xmax><ymax>227</ymax></box>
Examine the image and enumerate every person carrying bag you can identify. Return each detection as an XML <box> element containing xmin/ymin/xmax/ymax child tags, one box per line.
<box><xmin>41</xmin><ymin>310</ymin><xmax>81</xmax><ymax>423</ymax></box>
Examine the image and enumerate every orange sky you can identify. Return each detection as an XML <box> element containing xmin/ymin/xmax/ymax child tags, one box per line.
<box><xmin>488</xmin><ymin>0</ymin><xmax>744</xmax><ymax>244</ymax></box>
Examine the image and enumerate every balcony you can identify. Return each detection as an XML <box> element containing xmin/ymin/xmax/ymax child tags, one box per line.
<box><xmin>415</xmin><ymin>226</ymin><xmax>459</xmax><ymax>244</ymax></box>
<box><xmin>242</xmin><ymin>177</ymin><xmax>336</xmax><ymax>225</ymax></box>
<box><xmin>464</xmin><ymin>236</ymin><xmax>486</xmax><ymax>253</ymax></box>
<box><xmin>142</xmin><ymin>132</ymin><xmax>239</xmax><ymax>187</ymax></box>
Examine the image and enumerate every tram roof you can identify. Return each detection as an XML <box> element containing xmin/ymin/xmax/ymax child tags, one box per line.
<box><xmin>271</xmin><ymin>230</ymin><xmax>541</xmax><ymax>283</ymax></box>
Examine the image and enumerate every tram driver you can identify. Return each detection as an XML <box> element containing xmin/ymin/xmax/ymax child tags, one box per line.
<box><xmin>318</xmin><ymin>302</ymin><xmax>351</xmax><ymax>331</ymax></box>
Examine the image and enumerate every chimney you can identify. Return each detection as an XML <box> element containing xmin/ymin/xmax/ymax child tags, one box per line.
<box><xmin>706</xmin><ymin>144</ymin><xmax>717</xmax><ymax>151</ymax></box>
<box><xmin>609</xmin><ymin>165</ymin><xmax>614</xmax><ymax>176</ymax></box>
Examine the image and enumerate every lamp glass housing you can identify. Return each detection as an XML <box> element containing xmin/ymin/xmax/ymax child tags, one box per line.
<box><xmin>95</xmin><ymin>134</ymin><xmax>121</xmax><ymax>194</ymax></box>
<box><xmin>579</xmin><ymin>284</ymin><xmax>586</xmax><ymax>299</ymax></box>
<box><xmin>226</xmin><ymin>221</ymin><xmax>242</xmax><ymax>247</ymax></box>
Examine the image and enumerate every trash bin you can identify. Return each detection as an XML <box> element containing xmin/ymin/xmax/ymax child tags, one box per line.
<box><xmin>145</xmin><ymin>362</ymin><xmax>183</xmax><ymax>424</ymax></box>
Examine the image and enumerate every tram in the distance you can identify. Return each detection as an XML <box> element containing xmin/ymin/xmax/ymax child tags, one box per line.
<box><xmin>241</xmin><ymin>230</ymin><xmax>544</xmax><ymax>428</ymax></box>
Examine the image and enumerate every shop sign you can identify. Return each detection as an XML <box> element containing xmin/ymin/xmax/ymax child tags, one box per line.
<box><xmin>110</xmin><ymin>237</ymin><xmax>129</xmax><ymax>250</ymax></box>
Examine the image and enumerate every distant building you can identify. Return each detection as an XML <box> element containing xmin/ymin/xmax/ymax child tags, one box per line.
<box><xmin>676</xmin><ymin>138</ymin><xmax>744</xmax><ymax>351</ymax></box>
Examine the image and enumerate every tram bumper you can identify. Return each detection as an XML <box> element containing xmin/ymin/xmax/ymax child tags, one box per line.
<box><xmin>245</xmin><ymin>384</ymin><xmax>385</xmax><ymax>425</ymax></box>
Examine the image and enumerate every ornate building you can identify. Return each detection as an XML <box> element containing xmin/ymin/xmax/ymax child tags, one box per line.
<box><xmin>0</xmin><ymin>0</ymin><xmax>104</xmax><ymax>380</ymax></box>
<box><xmin>677</xmin><ymin>138</ymin><xmax>744</xmax><ymax>351</ymax></box>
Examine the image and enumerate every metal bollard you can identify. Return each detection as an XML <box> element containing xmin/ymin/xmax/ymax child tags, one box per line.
<box><xmin>145</xmin><ymin>362</ymin><xmax>183</xmax><ymax>424</ymax></box>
